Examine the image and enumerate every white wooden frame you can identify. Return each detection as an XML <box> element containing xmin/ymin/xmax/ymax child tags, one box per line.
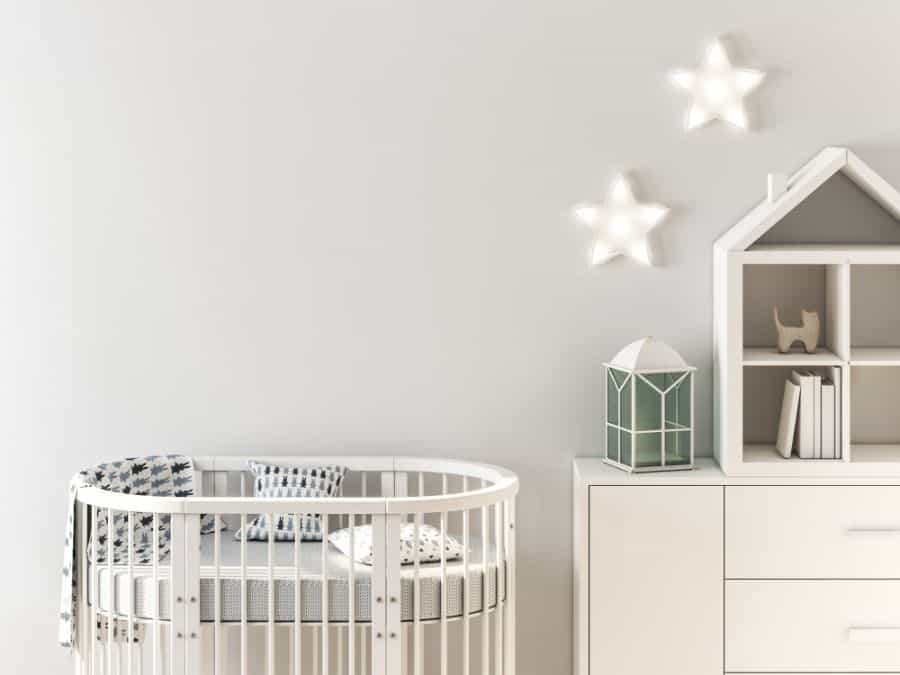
<box><xmin>714</xmin><ymin>147</ymin><xmax>900</xmax><ymax>476</ymax></box>
<box><xmin>73</xmin><ymin>456</ymin><xmax>518</xmax><ymax>675</ymax></box>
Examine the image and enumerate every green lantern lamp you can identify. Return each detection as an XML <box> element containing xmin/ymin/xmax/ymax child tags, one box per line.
<box><xmin>604</xmin><ymin>337</ymin><xmax>695</xmax><ymax>472</ymax></box>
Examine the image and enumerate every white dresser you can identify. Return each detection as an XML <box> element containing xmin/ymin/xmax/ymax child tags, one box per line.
<box><xmin>573</xmin><ymin>457</ymin><xmax>900</xmax><ymax>675</ymax></box>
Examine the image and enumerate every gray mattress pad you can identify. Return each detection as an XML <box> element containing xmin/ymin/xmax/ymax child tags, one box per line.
<box><xmin>88</xmin><ymin>534</ymin><xmax>504</xmax><ymax>623</ymax></box>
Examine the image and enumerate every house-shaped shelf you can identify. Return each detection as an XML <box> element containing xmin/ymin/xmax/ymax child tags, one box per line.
<box><xmin>714</xmin><ymin>147</ymin><xmax>900</xmax><ymax>476</ymax></box>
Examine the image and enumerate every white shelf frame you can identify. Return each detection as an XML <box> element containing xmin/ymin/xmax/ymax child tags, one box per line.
<box><xmin>742</xmin><ymin>347</ymin><xmax>844</xmax><ymax>366</ymax></box>
<box><xmin>714</xmin><ymin>147</ymin><xmax>900</xmax><ymax>476</ymax></box>
<box><xmin>850</xmin><ymin>348</ymin><xmax>900</xmax><ymax>367</ymax></box>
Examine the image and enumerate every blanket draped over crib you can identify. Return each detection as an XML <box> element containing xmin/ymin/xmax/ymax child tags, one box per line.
<box><xmin>59</xmin><ymin>455</ymin><xmax>199</xmax><ymax>648</ymax></box>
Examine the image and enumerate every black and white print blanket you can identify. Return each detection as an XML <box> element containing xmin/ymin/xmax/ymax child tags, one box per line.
<box><xmin>58</xmin><ymin>455</ymin><xmax>201</xmax><ymax>649</ymax></box>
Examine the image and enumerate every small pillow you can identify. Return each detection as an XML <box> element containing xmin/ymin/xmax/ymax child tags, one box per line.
<box><xmin>329</xmin><ymin>523</ymin><xmax>462</xmax><ymax>566</ymax></box>
<box><xmin>235</xmin><ymin>462</ymin><xmax>348</xmax><ymax>542</ymax></box>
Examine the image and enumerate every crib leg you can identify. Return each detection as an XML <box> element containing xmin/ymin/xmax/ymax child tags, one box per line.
<box><xmin>359</xmin><ymin>626</ymin><xmax>367</xmax><ymax>675</ymax></box>
<box><xmin>401</xmin><ymin>624</ymin><xmax>408</xmax><ymax>675</ymax></box>
<box><xmin>312</xmin><ymin>626</ymin><xmax>320</xmax><ymax>675</ymax></box>
<box><xmin>160</xmin><ymin>629</ymin><xmax>168</xmax><ymax>675</ymax></box>
<box><xmin>286</xmin><ymin>628</ymin><xmax>292</xmax><ymax>675</ymax></box>
<box><xmin>337</xmin><ymin>625</ymin><xmax>344</xmax><ymax>675</ymax></box>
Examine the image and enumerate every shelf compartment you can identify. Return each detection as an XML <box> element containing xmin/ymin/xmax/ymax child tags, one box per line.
<box><xmin>743</xmin><ymin>347</ymin><xmax>843</xmax><ymax>366</ymax></box>
<box><xmin>850</xmin><ymin>444</ymin><xmax>900</xmax><ymax>463</ymax></box>
<box><xmin>743</xmin><ymin>365</ymin><xmax>847</xmax><ymax>464</ymax></box>
<box><xmin>851</xmin><ymin>265</ymin><xmax>900</xmax><ymax>351</ymax></box>
<box><xmin>743</xmin><ymin>263</ymin><xmax>849</xmax><ymax>360</ymax></box>
<box><xmin>850</xmin><ymin>367</ymin><xmax>900</xmax><ymax>451</ymax></box>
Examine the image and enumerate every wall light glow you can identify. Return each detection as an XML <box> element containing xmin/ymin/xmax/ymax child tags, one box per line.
<box><xmin>670</xmin><ymin>39</ymin><xmax>765</xmax><ymax>131</ymax></box>
<box><xmin>572</xmin><ymin>175</ymin><xmax>669</xmax><ymax>266</ymax></box>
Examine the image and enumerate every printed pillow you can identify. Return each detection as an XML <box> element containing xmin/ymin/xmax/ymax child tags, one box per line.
<box><xmin>328</xmin><ymin>523</ymin><xmax>462</xmax><ymax>566</ymax></box>
<box><xmin>235</xmin><ymin>462</ymin><xmax>348</xmax><ymax>542</ymax></box>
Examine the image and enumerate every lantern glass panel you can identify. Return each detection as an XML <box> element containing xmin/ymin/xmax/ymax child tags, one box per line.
<box><xmin>664</xmin><ymin>372</ymin><xmax>692</xmax><ymax>429</ymax></box>
<box><xmin>635</xmin><ymin>432</ymin><xmax>662</xmax><ymax>467</ymax></box>
<box><xmin>620</xmin><ymin>373</ymin><xmax>632</xmax><ymax>429</ymax></box>
<box><xmin>607</xmin><ymin>370</ymin><xmax>619</xmax><ymax>426</ymax></box>
<box><xmin>607</xmin><ymin>425</ymin><xmax>619</xmax><ymax>463</ymax></box>
<box><xmin>665</xmin><ymin>430</ymin><xmax>691</xmax><ymax>465</ymax></box>
<box><xmin>635</xmin><ymin>376</ymin><xmax>662</xmax><ymax>431</ymax></box>
<box><xmin>621</xmin><ymin>430</ymin><xmax>632</xmax><ymax>466</ymax></box>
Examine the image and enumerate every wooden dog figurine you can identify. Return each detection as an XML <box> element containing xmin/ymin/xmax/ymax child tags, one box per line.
<box><xmin>773</xmin><ymin>307</ymin><xmax>820</xmax><ymax>354</ymax></box>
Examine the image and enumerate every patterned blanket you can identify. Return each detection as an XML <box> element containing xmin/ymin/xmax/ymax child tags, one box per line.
<box><xmin>59</xmin><ymin>455</ymin><xmax>199</xmax><ymax>648</ymax></box>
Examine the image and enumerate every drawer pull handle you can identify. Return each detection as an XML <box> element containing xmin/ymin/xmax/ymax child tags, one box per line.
<box><xmin>846</xmin><ymin>527</ymin><xmax>900</xmax><ymax>536</ymax></box>
<box><xmin>847</xmin><ymin>627</ymin><xmax>900</xmax><ymax>643</ymax></box>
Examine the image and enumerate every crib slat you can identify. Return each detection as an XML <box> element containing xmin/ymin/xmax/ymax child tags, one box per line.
<box><xmin>268</xmin><ymin>515</ymin><xmax>275</xmax><ymax>675</ymax></box>
<box><xmin>360</xmin><ymin>462</ymin><xmax>368</xmax><ymax>672</ymax></box>
<box><xmin>415</xmin><ymin>474</ymin><xmax>425</xmax><ymax>675</ymax></box>
<box><xmin>364</xmin><ymin>463</ymin><xmax>373</xmax><ymax>673</ymax></box>
<box><xmin>128</xmin><ymin>512</ymin><xmax>135</xmax><ymax>675</ymax></box>
<box><xmin>440</xmin><ymin>471</ymin><xmax>449</xmax><ymax>675</ymax></box>
<box><xmin>480</xmin><ymin>482</ymin><xmax>489</xmax><ymax>675</ymax></box>
<box><xmin>462</xmin><ymin>478</ymin><xmax>470</xmax><ymax>675</ymax></box>
<box><xmin>107</xmin><ymin>508</ymin><xmax>114</xmax><ymax>675</ymax></box>
<box><xmin>413</xmin><ymin>508</ymin><xmax>422</xmax><ymax>675</ymax></box>
<box><xmin>321</xmin><ymin>514</ymin><xmax>329</xmax><ymax>675</ymax></box>
<box><xmin>338</xmin><ymin>484</ymin><xmax>347</xmax><ymax>675</ymax></box>
<box><xmin>170</xmin><ymin>515</ymin><xmax>186</xmax><ymax>675</ymax></box>
<box><xmin>92</xmin><ymin>506</ymin><xmax>100</xmax><ymax>675</ymax></box>
<box><xmin>152</xmin><ymin>515</ymin><xmax>159</xmax><ymax>675</ymax></box>
<box><xmin>494</xmin><ymin>502</ymin><xmax>504</xmax><ymax>675</ymax></box>
<box><xmin>348</xmin><ymin>514</ymin><xmax>355</xmax><ymax>675</ymax></box>
<box><xmin>240</xmin><ymin>513</ymin><xmax>248</xmax><ymax>675</ymax></box>
<box><xmin>294</xmin><ymin>515</ymin><xmax>302</xmax><ymax>675</ymax></box>
<box><xmin>77</xmin><ymin>501</ymin><xmax>89</xmax><ymax>675</ymax></box>
<box><xmin>214</xmin><ymin>515</ymin><xmax>222</xmax><ymax>675</ymax></box>
<box><xmin>504</xmin><ymin>499</ymin><xmax>516</xmax><ymax>675</ymax></box>
<box><xmin>440</xmin><ymin>505</ymin><xmax>448</xmax><ymax>675</ymax></box>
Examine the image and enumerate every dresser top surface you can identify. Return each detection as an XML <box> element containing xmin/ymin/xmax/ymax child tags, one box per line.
<box><xmin>573</xmin><ymin>457</ymin><xmax>900</xmax><ymax>486</ymax></box>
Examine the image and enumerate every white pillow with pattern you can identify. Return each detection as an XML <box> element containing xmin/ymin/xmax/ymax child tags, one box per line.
<box><xmin>329</xmin><ymin>523</ymin><xmax>462</xmax><ymax>566</ymax></box>
<box><xmin>235</xmin><ymin>461</ymin><xmax>348</xmax><ymax>542</ymax></box>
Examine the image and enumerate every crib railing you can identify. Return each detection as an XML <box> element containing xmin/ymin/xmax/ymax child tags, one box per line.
<box><xmin>74</xmin><ymin>457</ymin><xmax>517</xmax><ymax>675</ymax></box>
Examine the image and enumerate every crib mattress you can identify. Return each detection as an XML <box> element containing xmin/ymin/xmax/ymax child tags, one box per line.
<box><xmin>88</xmin><ymin>535</ymin><xmax>503</xmax><ymax>623</ymax></box>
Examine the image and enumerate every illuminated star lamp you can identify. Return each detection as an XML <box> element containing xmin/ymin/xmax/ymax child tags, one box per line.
<box><xmin>670</xmin><ymin>38</ymin><xmax>765</xmax><ymax>130</ymax></box>
<box><xmin>572</xmin><ymin>175</ymin><xmax>669</xmax><ymax>266</ymax></box>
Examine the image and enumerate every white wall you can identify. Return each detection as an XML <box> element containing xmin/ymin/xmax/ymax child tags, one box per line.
<box><xmin>2</xmin><ymin>2</ymin><xmax>900</xmax><ymax>673</ymax></box>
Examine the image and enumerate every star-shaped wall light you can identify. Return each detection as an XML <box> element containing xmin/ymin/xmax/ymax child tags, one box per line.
<box><xmin>670</xmin><ymin>39</ymin><xmax>765</xmax><ymax>130</ymax></box>
<box><xmin>572</xmin><ymin>175</ymin><xmax>670</xmax><ymax>266</ymax></box>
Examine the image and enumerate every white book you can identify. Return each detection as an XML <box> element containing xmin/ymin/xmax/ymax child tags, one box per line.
<box><xmin>821</xmin><ymin>379</ymin><xmax>835</xmax><ymax>459</ymax></box>
<box><xmin>775</xmin><ymin>380</ymin><xmax>801</xmax><ymax>458</ymax></box>
<box><xmin>809</xmin><ymin>370</ymin><xmax>822</xmax><ymax>459</ymax></box>
<box><xmin>829</xmin><ymin>366</ymin><xmax>842</xmax><ymax>459</ymax></box>
<box><xmin>791</xmin><ymin>370</ymin><xmax>816</xmax><ymax>459</ymax></box>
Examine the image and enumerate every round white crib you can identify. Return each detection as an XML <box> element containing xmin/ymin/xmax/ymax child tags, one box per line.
<box><xmin>71</xmin><ymin>456</ymin><xmax>518</xmax><ymax>675</ymax></box>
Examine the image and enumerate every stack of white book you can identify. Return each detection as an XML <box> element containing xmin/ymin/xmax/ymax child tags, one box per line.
<box><xmin>775</xmin><ymin>368</ymin><xmax>842</xmax><ymax>459</ymax></box>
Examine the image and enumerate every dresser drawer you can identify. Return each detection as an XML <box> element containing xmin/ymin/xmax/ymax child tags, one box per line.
<box><xmin>726</xmin><ymin>486</ymin><xmax>900</xmax><ymax>579</ymax></box>
<box><xmin>589</xmin><ymin>486</ymin><xmax>722</xmax><ymax>675</ymax></box>
<box><xmin>726</xmin><ymin>580</ymin><xmax>900</xmax><ymax>672</ymax></box>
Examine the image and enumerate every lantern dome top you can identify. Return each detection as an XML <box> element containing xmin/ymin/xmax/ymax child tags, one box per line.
<box><xmin>606</xmin><ymin>337</ymin><xmax>693</xmax><ymax>372</ymax></box>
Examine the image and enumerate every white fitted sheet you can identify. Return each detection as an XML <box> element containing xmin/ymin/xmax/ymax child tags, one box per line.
<box><xmin>89</xmin><ymin>534</ymin><xmax>503</xmax><ymax>623</ymax></box>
